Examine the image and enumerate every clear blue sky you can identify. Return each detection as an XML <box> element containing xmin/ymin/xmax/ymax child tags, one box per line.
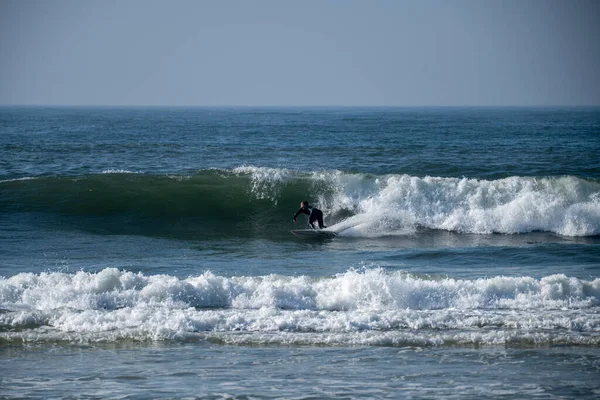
<box><xmin>1</xmin><ymin>0</ymin><xmax>598</xmax><ymax>106</ymax></box>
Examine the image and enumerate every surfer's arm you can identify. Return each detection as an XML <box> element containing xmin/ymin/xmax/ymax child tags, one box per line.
<box><xmin>294</xmin><ymin>207</ymin><xmax>309</xmax><ymax>222</ymax></box>
<box><xmin>292</xmin><ymin>208</ymin><xmax>304</xmax><ymax>221</ymax></box>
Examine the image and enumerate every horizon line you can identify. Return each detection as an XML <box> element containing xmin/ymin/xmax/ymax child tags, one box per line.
<box><xmin>1</xmin><ymin>104</ymin><xmax>599</xmax><ymax>108</ymax></box>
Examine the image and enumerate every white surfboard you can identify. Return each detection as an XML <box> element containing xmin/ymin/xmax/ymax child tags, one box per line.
<box><xmin>291</xmin><ymin>229</ymin><xmax>337</xmax><ymax>238</ymax></box>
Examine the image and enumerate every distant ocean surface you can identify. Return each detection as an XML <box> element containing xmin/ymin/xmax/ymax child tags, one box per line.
<box><xmin>1</xmin><ymin>107</ymin><xmax>599</xmax><ymax>399</ymax></box>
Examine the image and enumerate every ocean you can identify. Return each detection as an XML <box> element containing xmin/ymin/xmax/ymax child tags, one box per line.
<box><xmin>1</xmin><ymin>106</ymin><xmax>599</xmax><ymax>399</ymax></box>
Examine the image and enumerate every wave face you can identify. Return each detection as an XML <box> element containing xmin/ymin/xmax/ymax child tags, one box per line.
<box><xmin>1</xmin><ymin>268</ymin><xmax>599</xmax><ymax>346</ymax></box>
<box><xmin>1</xmin><ymin>167</ymin><xmax>599</xmax><ymax>237</ymax></box>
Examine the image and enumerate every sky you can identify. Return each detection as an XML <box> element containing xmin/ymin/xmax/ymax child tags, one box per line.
<box><xmin>0</xmin><ymin>0</ymin><xmax>599</xmax><ymax>106</ymax></box>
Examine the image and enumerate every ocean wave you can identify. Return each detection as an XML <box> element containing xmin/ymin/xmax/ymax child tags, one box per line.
<box><xmin>1</xmin><ymin>268</ymin><xmax>599</xmax><ymax>346</ymax></box>
<box><xmin>1</xmin><ymin>167</ymin><xmax>599</xmax><ymax>237</ymax></box>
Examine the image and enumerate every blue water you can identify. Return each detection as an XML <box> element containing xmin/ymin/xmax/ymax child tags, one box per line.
<box><xmin>1</xmin><ymin>107</ymin><xmax>600</xmax><ymax>399</ymax></box>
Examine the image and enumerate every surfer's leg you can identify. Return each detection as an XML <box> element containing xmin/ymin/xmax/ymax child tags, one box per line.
<box><xmin>317</xmin><ymin>215</ymin><xmax>325</xmax><ymax>229</ymax></box>
<box><xmin>314</xmin><ymin>211</ymin><xmax>325</xmax><ymax>229</ymax></box>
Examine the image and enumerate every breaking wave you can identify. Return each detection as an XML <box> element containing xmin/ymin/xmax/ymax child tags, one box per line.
<box><xmin>1</xmin><ymin>166</ymin><xmax>599</xmax><ymax>237</ymax></box>
<box><xmin>1</xmin><ymin>268</ymin><xmax>599</xmax><ymax>347</ymax></box>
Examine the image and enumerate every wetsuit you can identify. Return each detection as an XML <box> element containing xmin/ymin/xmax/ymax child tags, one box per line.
<box><xmin>293</xmin><ymin>205</ymin><xmax>325</xmax><ymax>229</ymax></box>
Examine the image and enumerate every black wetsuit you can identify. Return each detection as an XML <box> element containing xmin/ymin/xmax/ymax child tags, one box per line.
<box><xmin>293</xmin><ymin>205</ymin><xmax>325</xmax><ymax>229</ymax></box>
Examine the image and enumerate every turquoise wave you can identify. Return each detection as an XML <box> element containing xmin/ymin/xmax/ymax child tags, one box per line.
<box><xmin>2</xmin><ymin>168</ymin><xmax>599</xmax><ymax>238</ymax></box>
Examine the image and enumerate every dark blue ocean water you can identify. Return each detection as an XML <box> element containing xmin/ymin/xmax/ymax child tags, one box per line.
<box><xmin>1</xmin><ymin>107</ymin><xmax>600</xmax><ymax>399</ymax></box>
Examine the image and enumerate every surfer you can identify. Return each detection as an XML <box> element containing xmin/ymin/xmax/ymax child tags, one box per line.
<box><xmin>293</xmin><ymin>201</ymin><xmax>326</xmax><ymax>229</ymax></box>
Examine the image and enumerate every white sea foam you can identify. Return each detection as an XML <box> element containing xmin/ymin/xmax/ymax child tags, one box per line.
<box><xmin>1</xmin><ymin>268</ymin><xmax>599</xmax><ymax>345</ymax></box>
<box><xmin>101</xmin><ymin>169</ymin><xmax>139</xmax><ymax>174</ymax></box>
<box><xmin>333</xmin><ymin>175</ymin><xmax>600</xmax><ymax>237</ymax></box>
<box><xmin>230</xmin><ymin>167</ymin><xmax>600</xmax><ymax>236</ymax></box>
<box><xmin>0</xmin><ymin>176</ymin><xmax>38</xmax><ymax>184</ymax></box>
<box><xmin>238</xmin><ymin>168</ymin><xmax>599</xmax><ymax>237</ymax></box>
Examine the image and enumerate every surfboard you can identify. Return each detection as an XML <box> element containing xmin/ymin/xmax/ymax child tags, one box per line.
<box><xmin>291</xmin><ymin>229</ymin><xmax>337</xmax><ymax>238</ymax></box>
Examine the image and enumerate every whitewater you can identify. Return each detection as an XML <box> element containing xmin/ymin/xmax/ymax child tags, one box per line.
<box><xmin>235</xmin><ymin>167</ymin><xmax>600</xmax><ymax>237</ymax></box>
<box><xmin>2</xmin><ymin>268</ymin><xmax>600</xmax><ymax>347</ymax></box>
